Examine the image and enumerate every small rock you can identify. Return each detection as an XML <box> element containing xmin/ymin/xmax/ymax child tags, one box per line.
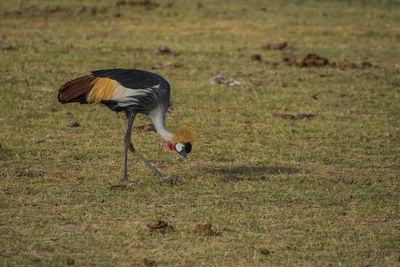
<box><xmin>209</xmin><ymin>76</ymin><xmax>241</xmax><ymax>86</ymax></box>
<box><xmin>61</xmin><ymin>120</ymin><xmax>80</xmax><ymax>127</ymax></box>
<box><xmin>262</xmin><ymin>41</ymin><xmax>287</xmax><ymax>50</ymax></box>
<box><xmin>385</xmin><ymin>132</ymin><xmax>392</xmax><ymax>137</ymax></box>
<box><xmin>154</xmin><ymin>45</ymin><xmax>171</xmax><ymax>54</ymax></box>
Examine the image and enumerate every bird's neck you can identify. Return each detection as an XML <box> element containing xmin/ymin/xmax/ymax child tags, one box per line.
<box><xmin>149</xmin><ymin>107</ymin><xmax>174</xmax><ymax>141</ymax></box>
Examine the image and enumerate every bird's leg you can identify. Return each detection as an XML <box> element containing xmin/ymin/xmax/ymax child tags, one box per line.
<box><xmin>128</xmin><ymin>143</ymin><xmax>180</xmax><ymax>184</ymax></box>
<box><xmin>128</xmin><ymin>143</ymin><xmax>165</xmax><ymax>177</ymax></box>
<box><xmin>119</xmin><ymin>112</ymin><xmax>136</xmax><ymax>184</ymax></box>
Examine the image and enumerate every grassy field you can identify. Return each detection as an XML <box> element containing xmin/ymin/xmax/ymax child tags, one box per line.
<box><xmin>1</xmin><ymin>0</ymin><xmax>399</xmax><ymax>265</ymax></box>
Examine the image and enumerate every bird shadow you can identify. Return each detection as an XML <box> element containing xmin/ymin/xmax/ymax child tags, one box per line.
<box><xmin>191</xmin><ymin>163</ymin><xmax>300</xmax><ymax>182</ymax></box>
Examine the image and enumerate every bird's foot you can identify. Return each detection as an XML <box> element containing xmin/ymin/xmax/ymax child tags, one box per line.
<box><xmin>154</xmin><ymin>173</ymin><xmax>181</xmax><ymax>186</ymax></box>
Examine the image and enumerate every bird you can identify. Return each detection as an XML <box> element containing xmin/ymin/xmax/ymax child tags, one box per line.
<box><xmin>58</xmin><ymin>68</ymin><xmax>195</xmax><ymax>184</ymax></box>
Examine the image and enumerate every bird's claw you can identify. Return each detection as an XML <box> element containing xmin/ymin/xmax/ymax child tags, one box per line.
<box><xmin>156</xmin><ymin>173</ymin><xmax>182</xmax><ymax>186</ymax></box>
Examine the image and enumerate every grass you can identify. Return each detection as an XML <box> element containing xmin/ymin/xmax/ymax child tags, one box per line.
<box><xmin>1</xmin><ymin>0</ymin><xmax>399</xmax><ymax>265</ymax></box>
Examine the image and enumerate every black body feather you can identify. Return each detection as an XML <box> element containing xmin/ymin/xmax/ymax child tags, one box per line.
<box><xmin>93</xmin><ymin>69</ymin><xmax>171</xmax><ymax>114</ymax></box>
<box><xmin>92</xmin><ymin>69</ymin><xmax>170</xmax><ymax>90</ymax></box>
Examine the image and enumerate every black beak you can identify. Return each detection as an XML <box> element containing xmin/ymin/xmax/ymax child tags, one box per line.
<box><xmin>178</xmin><ymin>149</ymin><xmax>188</xmax><ymax>163</ymax></box>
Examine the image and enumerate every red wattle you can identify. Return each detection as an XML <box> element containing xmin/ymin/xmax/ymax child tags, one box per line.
<box><xmin>167</xmin><ymin>142</ymin><xmax>175</xmax><ymax>151</ymax></box>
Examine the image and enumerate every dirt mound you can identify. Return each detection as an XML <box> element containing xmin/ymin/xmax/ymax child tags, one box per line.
<box><xmin>251</xmin><ymin>54</ymin><xmax>262</xmax><ymax>61</ymax></box>
<box><xmin>282</xmin><ymin>53</ymin><xmax>375</xmax><ymax>70</ymax></box>
<box><xmin>259</xmin><ymin>248</ymin><xmax>271</xmax><ymax>256</ymax></box>
<box><xmin>143</xmin><ymin>258</ymin><xmax>156</xmax><ymax>266</ymax></box>
<box><xmin>147</xmin><ymin>220</ymin><xmax>175</xmax><ymax>234</ymax></box>
<box><xmin>272</xmin><ymin>112</ymin><xmax>316</xmax><ymax>120</ymax></box>
<box><xmin>193</xmin><ymin>223</ymin><xmax>217</xmax><ymax>236</ymax></box>
<box><xmin>294</xmin><ymin>53</ymin><xmax>329</xmax><ymax>67</ymax></box>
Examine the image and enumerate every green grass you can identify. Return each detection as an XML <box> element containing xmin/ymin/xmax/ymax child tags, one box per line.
<box><xmin>1</xmin><ymin>0</ymin><xmax>399</xmax><ymax>265</ymax></box>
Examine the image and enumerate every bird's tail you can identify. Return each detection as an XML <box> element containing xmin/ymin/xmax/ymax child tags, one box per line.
<box><xmin>58</xmin><ymin>75</ymin><xmax>97</xmax><ymax>104</ymax></box>
<box><xmin>58</xmin><ymin>75</ymin><xmax>121</xmax><ymax>104</ymax></box>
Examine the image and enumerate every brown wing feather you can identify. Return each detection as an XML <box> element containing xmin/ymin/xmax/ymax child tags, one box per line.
<box><xmin>58</xmin><ymin>75</ymin><xmax>96</xmax><ymax>103</ymax></box>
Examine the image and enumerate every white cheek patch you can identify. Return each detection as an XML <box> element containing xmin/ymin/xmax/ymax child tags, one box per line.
<box><xmin>175</xmin><ymin>143</ymin><xmax>184</xmax><ymax>152</ymax></box>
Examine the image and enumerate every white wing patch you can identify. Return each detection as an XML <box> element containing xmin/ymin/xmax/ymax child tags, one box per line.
<box><xmin>111</xmin><ymin>85</ymin><xmax>153</xmax><ymax>103</ymax></box>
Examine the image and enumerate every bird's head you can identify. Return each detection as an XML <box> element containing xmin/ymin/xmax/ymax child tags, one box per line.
<box><xmin>167</xmin><ymin>126</ymin><xmax>195</xmax><ymax>162</ymax></box>
<box><xmin>167</xmin><ymin>141</ymin><xmax>192</xmax><ymax>162</ymax></box>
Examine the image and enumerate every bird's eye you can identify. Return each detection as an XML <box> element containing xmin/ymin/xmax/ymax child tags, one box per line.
<box><xmin>184</xmin><ymin>143</ymin><xmax>192</xmax><ymax>153</ymax></box>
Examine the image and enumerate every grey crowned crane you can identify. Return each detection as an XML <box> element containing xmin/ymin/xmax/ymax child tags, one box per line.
<box><xmin>58</xmin><ymin>69</ymin><xmax>195</xmax><ymax>184</ymax></box>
